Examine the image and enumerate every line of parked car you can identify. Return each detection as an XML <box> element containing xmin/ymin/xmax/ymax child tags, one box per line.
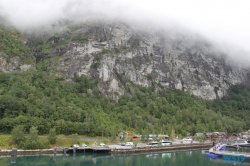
<box><xmin>120</xmin><ymin>142</ymin><xmax>134</xmax><ymax>146</ymax></box>
<box><xmin>71</xmin><ymin>142</ymin><xmax>106</xmax><ymax>148</ymax></box>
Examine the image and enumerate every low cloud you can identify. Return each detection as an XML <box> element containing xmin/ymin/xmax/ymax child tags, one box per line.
<box><xmin>0</xmin><ymin>0</ymin><xmax>250</xmax><ymax>63</ymax></box>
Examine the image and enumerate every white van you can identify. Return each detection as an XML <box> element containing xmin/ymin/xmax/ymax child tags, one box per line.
<box><xmin>125</xmin><ymin>142</ymin><xmax>134</xmax><ymax>146</ymax></box>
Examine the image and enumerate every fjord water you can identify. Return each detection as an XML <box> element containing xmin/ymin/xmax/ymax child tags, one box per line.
<box><xmin>0</xmin><ymin>150</ymin><xmax>248</xmax><ymax>166</ymax></box>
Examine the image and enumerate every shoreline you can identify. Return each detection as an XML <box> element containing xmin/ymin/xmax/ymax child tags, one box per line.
<box><xmin>111</xmin><ymin>142</ymin><xmax>212</xmax><ymax>154</ymax></box>
<box><xmin>0</xmin><ymin>148</ymin><xmax>63</xmax><ymax>156</ymax></box>
<box><xmin>0</xmin><ymin>142</ymin><xmax>213</xmax><ymax>156</ymax></box>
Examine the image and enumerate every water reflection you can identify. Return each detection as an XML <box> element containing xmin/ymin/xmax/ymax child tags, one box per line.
<box><xmin>208</xmin><ymin>157</ymin><xmax>250</xmax><ymax>166</ymax></box>
<box><xmin>1</xmin><ymin>150</ymin><xmax>249</xmax><ymax>166</ymax></box>
<box><xmin>146</xmin><ymin>153</ymin><xmax>160</xmax><ymax>159</ymax></box>
<box><xmin>185</xmin><ymin>151</ymin><xmax>192</xmax><ymax>156</ymax></box>
<box><xmin>205</xmin><ymin>147</ymin><xmax>250</xmax><ymax>166</ymax></box>
<box><xmin>162</xmin><ymin>153</ymin><xmax>171</xmax><ymax>158</ymax></box>
<box><xmin>53</xmin><ymin>154</ymin><xmax>56</xmax><ymax>161</ymax></box>
<box><xmin>10</xmin><ymin>156</ymin><xmax>16</xmax><ymax>164</ymax></box>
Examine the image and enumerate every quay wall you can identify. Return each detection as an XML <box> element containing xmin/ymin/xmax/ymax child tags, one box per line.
<box><xmin>0</xmin><ymin>142</ymin><xmax>213</xmax><ymax>156</ymax></box>
<box><xmin>111</xmin><ymin>142</ymin><xmax>213</xmax><ymax>154</ymax></box>
<box><xmin>0</xmin><ymin>148</ymin><xmax>64</xmax><ymax>156</ymax></box>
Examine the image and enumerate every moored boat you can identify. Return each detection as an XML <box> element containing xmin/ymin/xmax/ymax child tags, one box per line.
<box><xmin>206</xmin><ymin>152</ymin><xmax>222</xmax><ymax>159</ymax></box>
<box><xmin>206</xmin><ymin>143</ymin><xmax>227</xmax><ymax>159</ymax></box>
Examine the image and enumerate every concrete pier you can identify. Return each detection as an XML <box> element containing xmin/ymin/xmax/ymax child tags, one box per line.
<box><xmin>111</xmin><ymin>142</ymin><xmax>213</xmax><ymax>154</ymax></box>
<box><xmin>0</xmin><ymin>148</ymin><xmax>64</xmax><ymax>156</ymax></box>
<box><xmin>11</xmin><ymin>148</ymin><xmax>17</xmax><ymax>156</ymax></box>
<box><xmin>0</xmin><ymin>142</ymin><xmax>213</xmax><ymax>156</ymax></box>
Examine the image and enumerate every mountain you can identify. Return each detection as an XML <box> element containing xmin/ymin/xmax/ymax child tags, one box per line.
<box><xmin>1</xmin><ymin>18</ymin><xmax>250</xmax><ymax>101</ymax></box>
<box><xmin>21</xmin><ymin>20</ymin><xmax>250</xmax><ymax>101</ymax></box>
<box><xmin>0</xmin><ymin>17</ymin><xmax>35</xmax><ymax>72</ymax></box>
<box><xmin>0</xmin><ymin>18</ymin><xmax>250</xmax><ymax>136</ymax></box>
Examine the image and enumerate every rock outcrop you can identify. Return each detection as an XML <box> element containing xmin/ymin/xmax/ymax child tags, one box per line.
<box><xmin>0</xmin><ymin>20</ymin><xmax>35</xmax><ymax>72</ymax></box>
<box><xmin>25</xmin><ymin>21</ymin><xmax>250</xmax><ymax>100</ymax></box>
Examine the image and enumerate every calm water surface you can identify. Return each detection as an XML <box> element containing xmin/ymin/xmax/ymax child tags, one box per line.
<box><xmin>0</xmin><ymin>150</ymin><xmax>249</xmax><ymax>166</ymax></box>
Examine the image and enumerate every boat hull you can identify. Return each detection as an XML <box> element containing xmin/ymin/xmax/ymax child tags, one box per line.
<box><xmin>206</xmin><ymin>152</ymin><xmax>222</xmax><ymax>159</ymax></box>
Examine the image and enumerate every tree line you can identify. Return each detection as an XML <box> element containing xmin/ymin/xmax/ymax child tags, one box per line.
<box><xmin>0</xmin><ymin>68</ymin><xmax>249</xmax><ymax>140</ymax></box>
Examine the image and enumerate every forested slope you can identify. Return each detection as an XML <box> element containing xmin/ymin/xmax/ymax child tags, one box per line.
<box><xmin>0</xmin><ymin>67</ymin><xmax>248</xmax><ymax>137</ymax></box>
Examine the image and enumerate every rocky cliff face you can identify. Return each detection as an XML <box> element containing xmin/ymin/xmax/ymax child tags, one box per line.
<box><xmin>0</xmin><ymin>19</ymin><xmax>35</xmax><ymax>72</ymax></box>
<box><xmin>0</xmin><ymin>55</ymin><xmax>34</xmax><ymax>72</ymax></box>
<box><xmin>25</xmin><ymin>21</ymin><xmax>250</xmax><ymax>101</ymax></box>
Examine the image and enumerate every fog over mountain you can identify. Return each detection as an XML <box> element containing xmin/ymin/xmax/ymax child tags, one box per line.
<box><xmin>0</xmin><ymin>0</ymin><xmax>250</xmax><ymax>65</ymax></box>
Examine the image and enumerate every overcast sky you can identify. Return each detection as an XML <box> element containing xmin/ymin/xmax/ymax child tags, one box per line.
<box><xmin>0</xmin><ymin>0</ymin><xmax>250</xmax><ymax>56</ymax></box>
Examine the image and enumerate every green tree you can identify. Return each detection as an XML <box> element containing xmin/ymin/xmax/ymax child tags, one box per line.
<box><xmin>23</xmin><ymin>126</ymin><xmax>45</xmax><ymax>149</ymax></box>
<box><xmin>71</xmin><ymin>133</ymin><xmax>79</xmax><ymax>144</ymax></box>
<box><xmin>48</xmin><ymin>128</ymin><xmax>57</xmax><ymax>144</ymax></box>
<box><xmin>11</xmin><ymin>125</ymin><xmax>26</xmax><ymax>147</ymax></box>
<box><xmin>140</xmin><ymin>130</ymin><xmax>146</xmax><ymax>142</ymax></box>
<box><xmin>120</xmin><ymin>132</ymin><xmax>126</xmax><ymax>143</ymax></box>
<box><xmin>110</xmin><ymin>127</ymin><xmax>117</xmax><ymax>142</ymax></box>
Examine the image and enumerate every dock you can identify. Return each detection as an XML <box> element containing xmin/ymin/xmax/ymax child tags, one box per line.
<box><xmin>0</xmin><ymin>148</ymin><xmax>63</xmax><ymax>156</ymax></box>
<box><xmin>64</xmin><ymin>142</ymin><xmax>213</xmax><ymax>154</ymax></box>
<box><xmin>110</xmin><ymin>142</ymin><xmax>212</xmax><ymax>154</ymax></box>
<box><xmin>212</xmin><ymin>150</ymin><xmax>250</xmax><ymax>157</ymax></box>
<box><xmin>208</xmin><ymin>144</ymin><xmax>250</xmax><ymax>158</ymax></box>
<box><xmin>65</xmin><ymin>146</ymin><xmax>111</xmax><ymax>153</ymax></box>
<box><xmin>0</xmin><ymin>142</ymin><xmax>213</xmax><ymax>156</ymax></box>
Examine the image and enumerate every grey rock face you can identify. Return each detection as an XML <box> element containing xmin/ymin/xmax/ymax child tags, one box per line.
<box><xmin>30</xmin><ymin>21</ymin><xmax>250</xmax><ymax>100</ymax></box>
<box><xmin>0</xmin><ymin>54</ymin><xmax>34</xmax><ymax>72</ymax></box>
<box><xmin>0</xmin><ymin>55</ymin><xmax>19</xmax><ymax>72</ymax></box>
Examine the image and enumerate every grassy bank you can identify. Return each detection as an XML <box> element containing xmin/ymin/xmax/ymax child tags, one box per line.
<box><xmin>0</xmin><ymin>134</ymin><xmax>119</xmax><ymax>149</ymax></box>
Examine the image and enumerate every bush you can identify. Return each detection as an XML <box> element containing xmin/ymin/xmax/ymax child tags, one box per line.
<box><xmin>23</xmin><ymin>126</ymin><xmax>49</xmax><ymax>149</ymax></box>
<box><xmin>48</xmin><ymin>128</ymin><xmax>57</xmax><ymax>144</ymax></box>
<box><xmin>11</xmin><ymin>125</ymin><xmax>26</xmax><ymax>147</ymax></box>
<box><xmin>71</xmin><ymin>133</ymin><xmax>79</xmax><ymax>144</ymax></box>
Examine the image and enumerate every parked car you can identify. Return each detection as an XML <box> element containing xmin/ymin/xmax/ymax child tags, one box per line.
<box><xmin>72</xmin><ymin>144</ymin><xmax>80</xmax><ymax>147</ymax></box>
<box><xmin>81</xmin><ymin>144</ymin><xmax>87</xmax><ymax>147</ymax></box>
<box><xmin>100</xmin><ymin>142</ymin><xmax>105</xmax><ymax>146</ymax></box>
<box><xmin>121</xmin><ymin>143</ymin><xmax>126</xmax><ymax>146</ymax></box>
<box><xmin>183</xmin><ymin>137</ymin><xmax>192</xmax><ymax>141</ymax></box>
<box><xmin>182</xmin><ymin>137</ymin><xmax>193</xmax><ymax>144</ymax></box>
<box><xmin>125</xmin><ymin>142</ymin><xmax>134</xmax><ymax>146</ymax></box>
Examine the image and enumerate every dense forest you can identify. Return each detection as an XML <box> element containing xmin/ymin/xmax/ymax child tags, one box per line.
<box><xmin>0</xmin><ymin>65</ymin><xmax>249</xmax><ymax>138</ymax></box>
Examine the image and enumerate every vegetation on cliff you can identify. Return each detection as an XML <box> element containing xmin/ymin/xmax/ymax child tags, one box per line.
<box><xmin>0</xmin><ymin>68</ymin><xmax>249</xmax><ymax>139</ymax></box>
<box><xmin>0</xmin><ymin>23</ymin><xmax>35</xmax><ymax>65</ymax></box>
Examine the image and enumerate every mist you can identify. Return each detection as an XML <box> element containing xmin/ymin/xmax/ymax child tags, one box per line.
<box><xmin>1</xmin><ymin>0</ymin><xmax>250</xmax><ymax>64</ymax></box>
